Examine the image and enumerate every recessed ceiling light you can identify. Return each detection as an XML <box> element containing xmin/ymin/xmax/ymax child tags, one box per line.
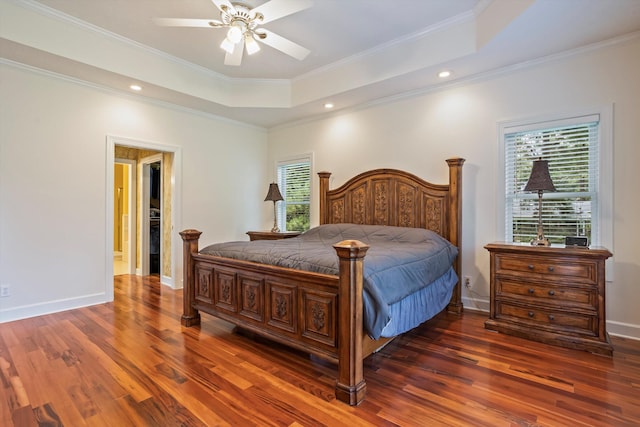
<box><xmin>130</xmin><ymin>84</ymin><xmax>142</xmax><ymax>91</ymax></box>
<box><xmin>324</xmin><ymin>103</ymin><xmax>334</xmax><ymax>109</ymax></box>
<box><xmin>438</xmin><ymin>70</ymin><xmax>451</xmax><ymax>78</ymax></box>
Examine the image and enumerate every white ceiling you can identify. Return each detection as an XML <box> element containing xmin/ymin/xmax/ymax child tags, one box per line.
<box><xmin>2</xmin><ymin>0</ymin><xmax>640</xmax><ymax>128</ymax></box>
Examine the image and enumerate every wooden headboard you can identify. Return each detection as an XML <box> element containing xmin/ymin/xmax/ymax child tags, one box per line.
<box><xmin>318</xmin><ymin>158</ymin><xmax>465</xmax><ymax>313</ymax></box>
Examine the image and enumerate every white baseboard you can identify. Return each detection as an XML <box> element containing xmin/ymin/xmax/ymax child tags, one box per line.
<box><xmin>161</xmin><ymin>274</ymin><xmax>175</xmax><ymax>288</ymax></box>
<box><xmin>462</xmin><ymin>296</ymin><xmax>490</xmax><ymax>313</ymax></box>
<box><xmin>607</xmin><ymin>320</ymin><xmax>640</xmax><ymax>340</ymax></box>
<box><xmin>0</xmin><ymin>292</ymin><xmax>107</xmax><ymax>323</ymax></box>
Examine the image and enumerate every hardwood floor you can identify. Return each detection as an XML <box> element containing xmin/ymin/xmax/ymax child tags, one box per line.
<box><xmin>1</xmin><ymin>275</ymin><xmax>639</xmax><ymax>426</ymax></box>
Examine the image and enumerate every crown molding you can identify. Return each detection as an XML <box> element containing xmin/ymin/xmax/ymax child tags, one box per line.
<box><xmin>0</xmin><ymin>57</ymin><xmax>266</xmax><ymax>131</ymax></box>
<box><xmin>294</xmin><ymin>9</ymin><xmax>476</xmax><ymax>83</ymax></box>
<box><xmin>272</xmin><ymin>31</ymin><xmax>640</xmax><ymax>131</ymax></box>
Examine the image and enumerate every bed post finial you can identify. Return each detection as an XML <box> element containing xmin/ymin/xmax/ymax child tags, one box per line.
<box><xmin>445</xmin><ymin>158</ymin><xmax>465</xmax><ymax>314</ymax></box>
<box><xmin>179</xmin><ymin>229</ymin><xmax>202</xmax><ymax>326</ymax></box>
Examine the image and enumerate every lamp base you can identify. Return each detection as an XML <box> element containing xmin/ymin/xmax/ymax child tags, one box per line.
<box><xmin>531</xmin><ymin>192</ymin><xmax>551</xmax><ymax>246</ymax></box>
<box><xmin>271</xmin><ymin>201</ymin><xmax>280</xmax><ymax>233</ymax></box>
<box><xmin>530</xmin><ymin>235</ymin><xmax>551</xmax><ymax>246</ymax></box>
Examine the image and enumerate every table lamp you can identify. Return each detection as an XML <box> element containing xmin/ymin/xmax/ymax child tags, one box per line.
<box><xmin>264</xmin><ymin>183</ymin><xmax>284</xmax><ymax>233</ymax></box>
<box><xmin>524</xmin><ymin>157</ymin><xmax>556</xmax><ymax>246</ymax></box>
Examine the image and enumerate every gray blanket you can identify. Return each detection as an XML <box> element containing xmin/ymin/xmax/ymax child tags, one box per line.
<box><xmin>200</xmin><ymin>223</ymin><xmax>458</xmax><ymax>338</ymax></box>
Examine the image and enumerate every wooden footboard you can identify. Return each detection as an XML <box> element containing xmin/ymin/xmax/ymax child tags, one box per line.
<box><xmin>180</xmin><ymin>230</ymin><xmax>370</xmax><ymax>405</ymax></box>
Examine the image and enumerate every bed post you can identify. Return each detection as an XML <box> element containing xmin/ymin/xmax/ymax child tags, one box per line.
<box><xmin>445</xmin><ymin>158</ymin><xmax>465</xmax><ymax>314</ymax></box>
<box><xmin>179</xmin><ymin>229</ymin><xmax>202</xmax><ymax>327</ymax></box>
<box><xmin>333</xmin><ymin>239</ymin><xmax>369</xmax><ymax>406</ymax></box>
<box><xmin>318</xmin><ymin>171</ymin><xmax>331</xmax><ymax>225</ymax></box>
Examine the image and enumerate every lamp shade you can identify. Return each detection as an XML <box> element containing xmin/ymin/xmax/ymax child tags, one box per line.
<box><xmin>226</xmin><ymin>25</ymin><xmax>244</xmax><ymax>44</ymax></box>
<box><xmin>220</xmin><ymin>37</ymin><xmax>235</xmax><ymax>54</ymax></box>
<box><xmin>524</xmin><ymin>158</ymin><xmax>556</xmax><ymax>192</ymax></box>
<box><xmin>264</xmin><ymin>183</ymin><xmax>284</xmax><ymax>202</ymax></box>
<box><xmin>245</xmin><ymin>35</ymin><xmax>261</xmax><ymax>55</ymax></box>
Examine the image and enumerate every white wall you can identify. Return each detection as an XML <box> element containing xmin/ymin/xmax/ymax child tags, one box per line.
<box><xmin>0</xmin><ymin>63</ymin><xmax>268</xmax><ymax>322</ymax></box>
<box><xmin>268</xmin><ymin>36</ymin><xmax>640</xmax><ymax>339</ymax></box>
<box><xmin>2</xmin><ymin>37</ymin><xmax>638</xmax><ymax>339</ymax></box>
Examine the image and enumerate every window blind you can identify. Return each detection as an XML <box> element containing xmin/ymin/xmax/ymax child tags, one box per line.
<box><xmin>277</xmin><ymin>159</ymin><xmax>311</xmax><ymax>232</ymax></box>
<box><xmin>505</xmin><ymin>116</ymin><xmax>599</xmax><ymax>244</ymax></box>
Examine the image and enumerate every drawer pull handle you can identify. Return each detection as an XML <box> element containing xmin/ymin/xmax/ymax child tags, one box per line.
<box><xmin>548</xmin><ymin>290</ymin><xmax>555</xmax><ymax>296</ymax></box>
<box><xmin>548</xmin><ymin>315</ymin><xmax>555</xmax><ymax>321</ymax></box>
<box><xmin>548</xmin><ymin>266</ymin><xmax>555</xmax><ymax>272</ymax></box>
<box><xmin>528</xmin><ymin>264</ymin><xmax>534</xmax><ymax>270</ymax></box>
<box><xmin>528</xmin><ymin>288</ymin><xmax>535</xmax><ymax>294</ymax></box>
<box><xmin>528</xmin><ymin>311</ymin><xmax>534</xmax><ymax>318</ymax></box>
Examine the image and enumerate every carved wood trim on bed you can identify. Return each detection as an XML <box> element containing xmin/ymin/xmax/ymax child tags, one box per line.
<box><xmin>180</xmin><ymin>157</ymin><xmax>464</xmax><ymax>406</ymax></box>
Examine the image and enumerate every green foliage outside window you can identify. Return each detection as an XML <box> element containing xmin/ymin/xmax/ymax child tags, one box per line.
<box><xmin>286</xmin><ymin>204</ymin><xmax>310</xmax><ymax>231</ymax></box>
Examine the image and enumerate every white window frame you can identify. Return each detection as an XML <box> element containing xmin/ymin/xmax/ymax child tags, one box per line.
<box><xmin>275</xmin><ymin>153</ymin><xmax>313</xmax><ymax>232</ymax></box>
<box><xmin>497</xmin><ymin>107</ymin><xmax>613</xmax><ymax>276</ymax></box>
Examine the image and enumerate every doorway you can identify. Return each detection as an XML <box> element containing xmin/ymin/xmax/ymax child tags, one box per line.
<box><xmin>106</xmin><ymin>135</ymin><xmax>182</xmax><ymax>301</ymax></box>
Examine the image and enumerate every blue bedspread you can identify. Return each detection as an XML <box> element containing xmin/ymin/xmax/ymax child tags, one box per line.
<box><xmin>200</xmin><ymin>223</ymin><xmax>458</xmax><ymax>338</ymax></box>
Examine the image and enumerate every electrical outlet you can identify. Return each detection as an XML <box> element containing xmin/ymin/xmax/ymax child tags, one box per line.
<box><xmin>464</xmin><ymin>276</ymin><xmax>472</xmax><ymax>289</ymax></box>
<box><xmin>0</xmin><ymin>284</ymin><xmax>10</xmax><ymax>298</ymax></box>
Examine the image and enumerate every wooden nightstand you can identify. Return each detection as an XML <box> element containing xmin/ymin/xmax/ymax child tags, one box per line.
<box><xmin>246</xmin><ymin>231</ymin><xmax>302</xmax><ymax>241</ymax></box>
<box><xmin>484</xmin><ymin>242</ymin><xmax>613</xmax><ymax>356</ymax></box>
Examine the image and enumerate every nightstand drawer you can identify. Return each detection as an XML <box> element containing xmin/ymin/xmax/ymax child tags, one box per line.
<box><xmin>496</xmin><ymin>302</ymin><xmax>596</xmax><ymax>336</ymax></box>
<box><xmin>496</xmin><ymin>279</ymin><xmax>596</xmax><ymax>309</ymax></box>
<box><xmin>495</xmin><ymin>254</ymin><xmax>597</xmax><ymax>284</ymax></box>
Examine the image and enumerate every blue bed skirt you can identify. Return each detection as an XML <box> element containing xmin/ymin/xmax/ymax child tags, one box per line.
<box><xmin>379</xmin><ymin>267</ymin><xmax>457</xmax><ymax>338</ymax></box>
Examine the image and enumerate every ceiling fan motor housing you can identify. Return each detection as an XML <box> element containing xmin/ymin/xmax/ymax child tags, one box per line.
<box><xmin>221</xmin><ymin>3</ymin><xmax>263</xmax><ymax>29</ymax></box>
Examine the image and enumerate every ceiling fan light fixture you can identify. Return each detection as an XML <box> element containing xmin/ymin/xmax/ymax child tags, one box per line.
<box><xmin>226</xmin><ymin>24</ymin><xmax>244</xmax><ymax>44</ymax></box>
<box><xmin>245</xmin><ymin>35</ymin><xmax>261</xmax><ymax>55</ymax></box>
<box><xmin>220</xmin><ymin>37</ymin><xmax>235</xmax><ymax>54</ymax></box>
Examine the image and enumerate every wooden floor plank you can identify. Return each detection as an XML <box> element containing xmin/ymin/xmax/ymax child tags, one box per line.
<box><xmin>0</xmin><ymin>274</ymin><xmax>638</xmax><ymax>427</ymax></box>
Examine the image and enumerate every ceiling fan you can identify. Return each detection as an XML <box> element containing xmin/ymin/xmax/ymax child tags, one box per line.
<box><xmin>154</xmin><ymin>0</ymin><xmax>312</xmax><ymax>66</ymax></box>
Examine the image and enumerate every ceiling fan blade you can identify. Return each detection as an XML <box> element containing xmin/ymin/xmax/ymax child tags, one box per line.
<box><xmin>224</xmin><ymin>40</ymin><xmax>244</xmax><ymax>66</ymax></box>
<box><xmin>153</xmin><ymin>18</ymin><xmax>224</xmax><ymax>28</ymax></box>
<box><xmin>251</xmin><ymin>0</ymin><xmax>313</xmax><ymax>24</ymax></box>
<box><xmin>211</xmin><ymin>0</ymin><xmax>236</xmax><ymax>15</ymax></box>
<box><xmin>257</xmin><ymin>29</ymin><xmax>310</xmax><ymax>61</ymax></box>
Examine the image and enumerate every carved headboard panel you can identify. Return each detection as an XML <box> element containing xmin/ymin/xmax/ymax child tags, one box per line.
<box><xmin>318</xmin><ymin>158</ymin><xmax>464</xmax><ymax>313</ymax></box>
<box><xmin>318</xmin><ymin>158</ymin><xmax>464</xmax><ymax>247</ymax></box>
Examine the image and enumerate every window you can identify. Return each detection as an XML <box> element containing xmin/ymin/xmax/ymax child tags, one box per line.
<box><xmin>276</xmin><ymin>156</ymin><xmax>311</xmax><ymax>232</ymax></box>
<box><xmin>503</xmin><ymin>114</ymin><xmax>605</xmax><ymax>245</ymax></box>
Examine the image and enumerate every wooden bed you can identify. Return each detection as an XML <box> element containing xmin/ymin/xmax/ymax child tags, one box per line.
<box><xmin>179</xmin><ymin>157</ymin><xmax>464</xmax><ymax>405</ymax></box>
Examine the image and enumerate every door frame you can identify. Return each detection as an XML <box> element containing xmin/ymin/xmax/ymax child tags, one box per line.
<box><xmin>114</xmin><ymin>158</ymin><xmax>137</xmax><ymax>274</ymax></box>
<box><xmin>105</xmin><ymin>135</ymin><xmax>182</xmax><ymax>301</ymax></box>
